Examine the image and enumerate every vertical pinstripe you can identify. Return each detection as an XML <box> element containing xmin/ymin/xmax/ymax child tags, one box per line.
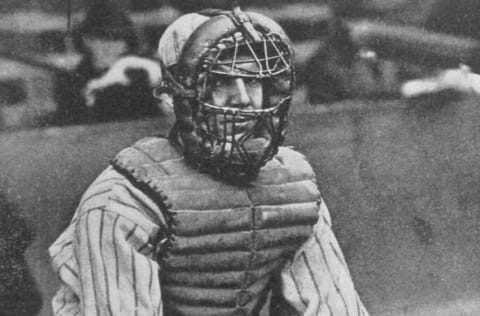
<box><xmin>56</xmin><ymin>291</ymin><xmax>67</xmax><ymax>315</ymax></box>
<box><xmin>314</xmin><ymin>233</ymin><xmax>350</xmax><ymax>316</ymax></box>
<box><xmin>329</xmin><ymin>240</ymin><xmax>349</xmax><ymax>273</ymax></box>
<box><xmin>131</xmin><ymin>247</ymin><xmax>138</xmax><ymax>316</ymax></box>
<box><xmin>85</xmin><ymin>211</ymin><xmax>100</xmax><ymax>315</ymax></box>
<box><xmin>73</xmin><ymin>221</ymin><xmax>86</xmax><ymax>315</ymax></box>
<box><xmin>289</xmin><ymin>267</ymin><xmax>308</xmax><ymax>309</ymax></box>
<box><xmin>148</xmin><ymin>259</ymin><xmax>154</xmax><ymax>316</ymax></box>
<box><xmin>112</xmin><ymin>214</ymin><xmax>121</xmax><ymax>288</ymax></box>
<box><xmin>301</xmin><ymin>252</ymin><xmax>323</xmax><ymax>316</ymax></box>
<box><xmin>325</xmin><ymin>294</ymin><xmax>334</xmax><ymax>316</ymax></box>
<box><xmin>99</xmin><ymin>210</ymin><xmax>114</xmax><ymax>316</ymax></box>
<box><xmin>356</xmin><ymin>294</ymin><xmax>362</xmax><ymax>316</ymax></box>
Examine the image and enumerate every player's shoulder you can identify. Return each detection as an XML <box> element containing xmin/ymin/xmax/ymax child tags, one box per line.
<box><xmin>260</xmin><ymin>146</ymin><xmax>317</xmax><ymax>183</ymax></box>
<box><xmin>76</xmin><ymin>165</ymin><xmax>165</xmax><ymax>228</ymax></box>
<box><xmin>76</xmin><ymin>166</ymin><xmax>128</xmax><ymax>214</ymax></box>
<box><xmin>276</xmin><ymin>146</ymin><xmax>311</xmax><ymax>165</ymax></box>
<box><xmin>113</xmin><ymin>136</ymin><xmax>181</xmax><ymax>166</ymax></box>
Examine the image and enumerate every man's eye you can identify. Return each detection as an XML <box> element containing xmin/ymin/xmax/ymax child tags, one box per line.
<box><xmin>212</xmin><ymin>77</ymin><xmax>229</xmax><ymax>88</ymax></box>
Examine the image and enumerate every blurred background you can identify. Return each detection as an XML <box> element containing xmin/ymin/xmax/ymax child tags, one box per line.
<box><xmin>2</xmin><ymin>0</ymin><xmax>480</xmax><ymax>315</ymax></box>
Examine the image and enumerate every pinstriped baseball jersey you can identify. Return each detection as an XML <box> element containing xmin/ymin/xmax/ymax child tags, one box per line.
<box><xmin>49</xmin><ymin>152</ymin><xmax>368</xmax><ymax>316</ymax></box>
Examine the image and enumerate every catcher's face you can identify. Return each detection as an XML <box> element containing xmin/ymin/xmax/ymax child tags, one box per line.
<box><xmin>210</xmin><ymin>75</ymin><xmax>263</xmax><ymax>110</ymax></box>
<box><xmin>205</xmin><ymin>58</ymin><xmax>264</xmax><ymax>140</ymax></box>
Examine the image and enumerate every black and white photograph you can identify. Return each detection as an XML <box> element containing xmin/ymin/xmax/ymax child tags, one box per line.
<box><xmin>1</xmin><ymin>0</ymin><xmax>480</xmax><ymax>315</ymax></box>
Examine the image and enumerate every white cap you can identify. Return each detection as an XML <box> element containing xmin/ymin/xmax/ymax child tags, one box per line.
<box><xmin>157</xmin><ymin>13</ymin><xmax>210</xmax><ymax>67</ymax></box>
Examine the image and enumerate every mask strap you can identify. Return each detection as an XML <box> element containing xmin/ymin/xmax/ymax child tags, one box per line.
<box><xmin>228</xmin><ymin>2</ymin><xmax>262</xmax><ymax>42</ymax></box>
<box><xmin>153</xmin><ymin>59</ymin><xmax>196</xmax><ymax>99</ymax></box>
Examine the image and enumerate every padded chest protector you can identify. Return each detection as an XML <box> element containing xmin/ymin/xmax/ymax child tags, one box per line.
<box><xmin>113</xmin><ymin>137</ymin><xmax>321</xmax><ymax>316</ymax></box>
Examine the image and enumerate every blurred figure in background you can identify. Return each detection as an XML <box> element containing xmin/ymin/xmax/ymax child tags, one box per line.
<box><xmin>401</xmin><ymin>0</ymin><xmax>480</xmax><ymax>99</ymax></box>
<box><xmin>303</xmin><ymin>14</ymin><xmax>392</xmax><ymax>104</ymax></box>
<box><xmin>304</xmin><ymin>17</ymin><xmax>360</xmax><ymax>103</ymax></box>
<box><xmin>54</xmin><ymin>0</ymin><xmax>163</xmax><ymax>124</ymax></box>
<box><xmin>303</xmin><ymin>0</ymin><xmax>480</xmax><ymax>104</ymax></box>
<box><xmin>303</xmin><ymin>1</ymin><xmax>402</xmax><ymax>105</ymax></box>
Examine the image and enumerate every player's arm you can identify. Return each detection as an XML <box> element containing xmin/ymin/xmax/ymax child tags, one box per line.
<box><xmin>83</xmin><ymin>56</ymin><xmax>163</xmax><ymax>106</ymax></box>
<box><xmin>277</xmin><ymin>199</ymin><xmax>369</xmax><ymax>316</ymax></box>
<box><xmin>70</xmin><ymin>174</ymin><xmax>167</xmax><ymax>316</ymax></box>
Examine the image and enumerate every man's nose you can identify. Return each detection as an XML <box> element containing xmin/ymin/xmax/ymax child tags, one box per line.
<box><xmin>230</xmin><ymin>78</ymin><xmax>251</xmax><ymax>107</ymax></box>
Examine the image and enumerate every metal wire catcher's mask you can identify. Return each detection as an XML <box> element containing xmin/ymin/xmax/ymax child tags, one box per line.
<box><xmin>191</xmin><ymin>28</ymin><xmax>294</xmax><ymax>181</ymax></box>
<box><xmin>162</xmin><ymin>7</ymin><xmax>296</xmax><ymax>182</ymax></box>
